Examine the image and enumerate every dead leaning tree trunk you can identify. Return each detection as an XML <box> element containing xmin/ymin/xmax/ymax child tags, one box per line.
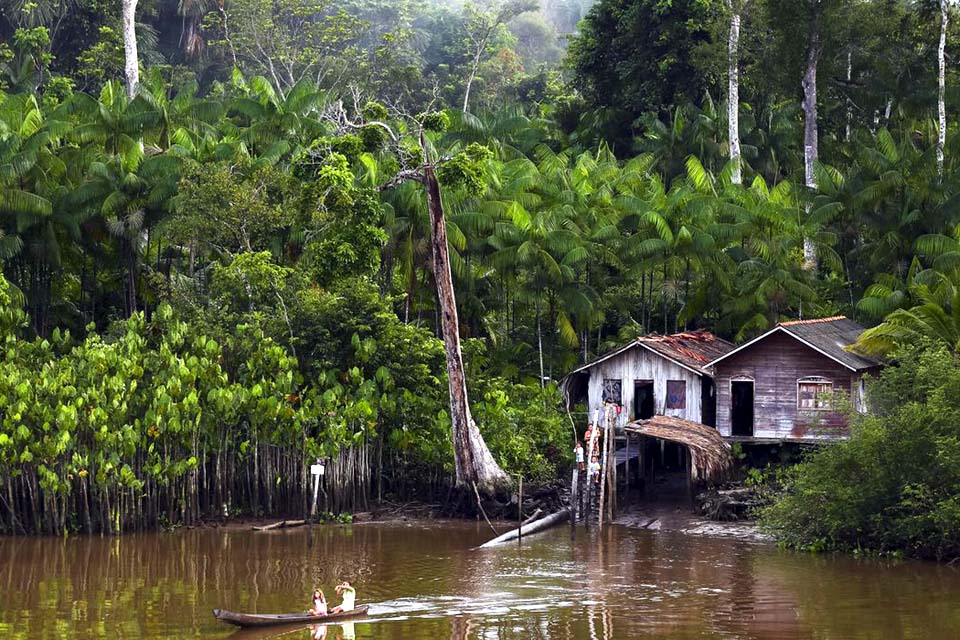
<box><xmin>424</xmin><ymin>166</ymin><xmax>510</xmax><ymax>494</ymax></box>
<box><xmin>121</xmin><ymin>0</ymin><xmax>140</xmax><ymax>99</ymax></box>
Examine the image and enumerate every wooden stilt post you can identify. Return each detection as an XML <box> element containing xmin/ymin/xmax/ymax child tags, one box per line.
<box><xmin>625</xmin><ymin>433</ymin><xmax>630</xmax><ymax>489</ymax></box>
<box><xmin>638</xmin><ymin>435</ymin><xmax>645</xmax><ymax>492</ymax></box>
<box><xmin>580</xmin><ymin>464</ymin><xmax>586</xmax><ymax>524</ymax></box>
<box><xmin>585</xmin><ymin>408</ymin><xmax>600</xmax><ymax>529</ymax></box>
<box><xmin>598</xmin><ymin>406</ymin><xmax>611</xmax><ymax>528</ymax></box>
<box><xmin>570</xmin><ymin>466</ymin><xmax>579</xmax><ymax>530</ymax></box>
<box><xmin>607</xmin><ymin>409</ymin><xmax>616</xmax><ymax>522</ymax></box>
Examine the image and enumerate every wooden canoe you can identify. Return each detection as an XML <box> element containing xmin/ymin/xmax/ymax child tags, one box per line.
<box><xmin>213</xmin><ymin>605</ymin><xmax>369</xmax><ymax>628</ymax></box>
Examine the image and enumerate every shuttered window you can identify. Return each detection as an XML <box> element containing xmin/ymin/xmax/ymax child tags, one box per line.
<box><xmin>666</xmin><ymin>380</ymin><xmax>686</xmax><ymax>409</ymax></box>
<box><xmin>602</xmin><ymin>379</ymin><xmax>622</xmax><ymax>404</ymax></box>
<box><xmin>798</xmin><ymin>377</ymin><xmax>833</xmax><ymax>411</ymax></box>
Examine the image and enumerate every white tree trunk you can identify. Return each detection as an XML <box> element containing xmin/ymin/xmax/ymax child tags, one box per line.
<box><xmin>122</xmin><ymin>0</ymin><xmax>140</xmax><ymax>99</ymax></box>
<box><xmin>424</xmin><ymin>167</ymin><xmax>510</xmax><ymax>492</ymax></box>
<box><xmin>801</xmin><ymin>3</ymin><xmax>823</xmax><ymax>271</ymax></box>
<box><xmin>463</xmin><ymin>48</ymin><xmax>483</xmax><ymax>113</ymax></box>
<box><xmin>938</xmin><ymin>0</ymin><xmax>949</xmax><ymax>177</ymax></box>
<box><xmin>727</xmin><ymin>4</ymin><xmax>742</xmax><ymax>185</ymax></box>
<box><xmin>845</xmin><ymin>50</ymin><xmax>853</xmax><ymax>141</ymax></box>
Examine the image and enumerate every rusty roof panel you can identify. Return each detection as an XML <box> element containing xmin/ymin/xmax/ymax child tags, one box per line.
<box><xmin>637</xmin><ymin>330</ymin><xmax>736</xmax><ymax>372</ymax></box>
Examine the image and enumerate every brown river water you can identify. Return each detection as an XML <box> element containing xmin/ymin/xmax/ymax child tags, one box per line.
<box><xmin>1</xmin><ymin>520</ymin><xmax>959</xmax><ymax>639</ymax></box>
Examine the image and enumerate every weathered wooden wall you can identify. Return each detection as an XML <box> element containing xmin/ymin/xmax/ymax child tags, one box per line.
<box><xmin>713</xmin><ymin>332</ymin><xmax>863</xmax><ymax>439</ymax></box>
<box><xmin>586</xmin><ymin>347</ymin><xmax>704</xmax><ymax>426</ymax></box>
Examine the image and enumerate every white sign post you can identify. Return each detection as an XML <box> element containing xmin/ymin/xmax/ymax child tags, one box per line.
<box><xmin>309</xmin><ymin>460</ymin><xmax>325</xmax><ymax>520</ymax></box>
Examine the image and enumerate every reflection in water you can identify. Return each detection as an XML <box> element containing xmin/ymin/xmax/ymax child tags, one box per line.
<box><xmin>1</xmin><ymin>520</ymin><xmax>959</xmax><ymax>639</ymax></box>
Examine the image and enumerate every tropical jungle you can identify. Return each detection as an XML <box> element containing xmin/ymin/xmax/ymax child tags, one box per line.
<box><xmin>0</xmin><ymin>0</ymin><xmax>959</xmax><ymax>562</ymax></box>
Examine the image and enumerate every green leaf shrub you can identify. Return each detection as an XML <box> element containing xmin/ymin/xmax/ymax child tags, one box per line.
<box><xmin>760</xmin><ymin>343</ymin><xmax>960</xmax><ymax>561</ymax></box>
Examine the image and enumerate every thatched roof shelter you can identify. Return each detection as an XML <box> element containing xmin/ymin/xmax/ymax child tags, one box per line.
<box><xmin>624</xmin><ymin>415</ymin><xmax>733</xmax><ymax>483</ymax></box>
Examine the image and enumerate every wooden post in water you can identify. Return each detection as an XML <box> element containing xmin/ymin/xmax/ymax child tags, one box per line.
<box><xmin>518</xmin><ymin>475</ymin><xmax>523</xmax><ymax>544</ymax></box>
<box><xmin>625</xmin><ymin>434</ymin><xmax>630</xmax><ymax>490</ymax></box>
<box><xmin>606</xmin><ymin>408</ymin><xmax>617</xmax><ymax>523</ymax></box>
<box><xmin>579</xmin><ymin>465</ymin><xmax>586</xmax><ymax>524</ymax></box>
<box><xmin>598</xmin><ymin>406</ymin><xmax>611</xmax><ymax>528</ymax></box>
<box><xmin>585</xmin><ymin>408</ymin><xmax>600</xmax><ymax>529</ymax></box>
<box><xmin>638</xmin><ymin>435</ymin><xmax>645</xmax><ymax>493</ymax></box>
<box><xmin>569</xmin><ymin>466</ymin><xmax>579</xmax><ymax>529</ymax></box>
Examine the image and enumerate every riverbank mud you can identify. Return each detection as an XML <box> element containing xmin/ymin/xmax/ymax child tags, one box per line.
<box><xmin>614</xmin><ymin>505</ymin><xmax>772</xmax><ymax>542</ymax></box>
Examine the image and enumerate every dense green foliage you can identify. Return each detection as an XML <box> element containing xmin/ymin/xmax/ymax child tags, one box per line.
<box><xmin>761</xmin><ymin>344</ymin><xmax>960</xmax><ymax>561</ymax></box>
<box><xmin>0</xmin><ymin>0</ymin><xmax>960</xmax><ymax>537</ymax></box>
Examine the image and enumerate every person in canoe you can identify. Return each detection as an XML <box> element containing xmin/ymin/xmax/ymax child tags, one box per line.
<box><xmin>328</xmin><ymin>581</ymin><xmax>356</xmax><ymax>614</ymax></box>
<box><xmin>309</xmin><ymin>588</ymin><xmax>327</xmax><ymax>616</ymax></box>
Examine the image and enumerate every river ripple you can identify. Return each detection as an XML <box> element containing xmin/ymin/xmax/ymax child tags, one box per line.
<box><xmin>1</xmin><ymin>520</ymin><xmax>958</xmax><ymax>639</ymax></box>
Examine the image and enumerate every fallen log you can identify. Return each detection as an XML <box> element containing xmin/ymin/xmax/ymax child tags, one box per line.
<box><xmin>521</xmin><ymin>508</ymin><xmax>543</xmax><ymax>526</ymax></box>
<box><xmin>253</xmin><ymin>519</ymin><xmax>306</xmax><ymax>531</ymax></box>
<box><xmin>477</xmin><ymin>509</ymin><xmax>570</xmax><ymax>548</ymax></box>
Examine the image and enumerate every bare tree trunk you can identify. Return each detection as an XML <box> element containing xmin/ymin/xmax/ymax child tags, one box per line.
<box><xmin>217</xmin><ymin>2</ymin><xmax>239</xmax><ymax>68</ymax></box>
<box><xmin>424</xmin><ymin>167</ymin><xmax>509</xmax><ymax>493</ymax></box>
<box><xmin>727</xmin><ymin>2</ymin><xmax>742</xmax><ymax>185</ymax></box>
<box><xmin>536</xmin><ymin>296</ymin><xmax>545</xmax><ymax>388</ymax></box>
<box><xmin>801</xmin><ymin>2</ymin><xmax>823</xmax><ymax>271</ymax></box>
<box><xmin>938</xmin><ymin>0</ymin><xmax>949</xmax><ymax>178</ymax></box>
<box><xmin>463</xmin><ymin>47</ymin><xmax>484</xmax><ymax>113</ymax></box>
<box><xmin>122</xmin><ymin>0</ymin><xmax>139</xmax><ymax>99</ymax></box>
<box><xmin>845</xmin><ymin>49</ymin><xmax>853</xmax><ymax>142</ymax></box>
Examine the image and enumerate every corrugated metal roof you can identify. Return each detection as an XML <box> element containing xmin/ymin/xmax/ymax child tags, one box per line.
<box><xmin>777</xmin><ymin>317</ymin><xmax>881</xmax><ymax>371</ymax></box>
<box><xmin>638</xmin><ymin>331</ymin><xmax>736</xmax><ymax>373</ymax></box>
<box><xmin>565</xmin><ymin>330</ymin><xmax>736</xmax><ymax>377</ymax></box>
<box><xmin>705</xmin><ymin>316</ymin><xmax>882</xmax><ymax>372</ymax></box>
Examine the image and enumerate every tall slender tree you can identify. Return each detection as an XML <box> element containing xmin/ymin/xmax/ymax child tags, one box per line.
<box><xmin>800</xmin><ymin>0</ymin><xmax>824</xmax><ymax>271</ymax></box>
<box><xmin>122</xmin><ymin>0</ymin><xmax>139</xmax><ymax>98</ymax></box>
<box><xmin>938</xmin><ymin>0</ymin><xmax>949</xmax><ymax>177</ymax></box>
<box><xmin>461</xmin><ymin>0</ymin><xmax>537</xmax><ymax>113</ymax></box>
<box><xmin>324</xmin><ymin>99</ymin><xmax>510</xmax><ymax>492</ymax></box>
<box><xmin>726</xmin><ymin>0</ymin><xmax>744</xmax><ymax>185</ymax></box>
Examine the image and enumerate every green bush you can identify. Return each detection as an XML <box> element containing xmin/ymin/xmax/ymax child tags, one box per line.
<box><xmin>760</xmin><ymin>343</ymin><xmax>960</xmax><ymax>561</ymax></box>
<box><xmin>473</xmin><ymin>379</ymin><xmax>572</xmax><ymax>482</ymax></box>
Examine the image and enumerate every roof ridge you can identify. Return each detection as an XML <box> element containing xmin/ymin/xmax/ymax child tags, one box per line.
<box><xmin>778</xmin><ymin>315</ymin><xmax>848</xmax><ymax>327</ymax></box>
<box><xmin>639</xmin><ymin>329</ymin><xmax>717</xmax><ymax>343</ymax></box>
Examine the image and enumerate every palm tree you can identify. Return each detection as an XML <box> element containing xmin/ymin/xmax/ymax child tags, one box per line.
<box><xmin>837</xmin><ymin>127</ymin><xmax>945</xmax><ymax>291</ymax></box>
<box><xmin>65</xmin><ymin>84</ymin><xmax>180</xmax><ymax>318</ymax></box>
<box><xmin>227</xmin><ymin>75</ymin><xmax>330</xmax><ymax>163</ymax></box>
<box><xmin>717</xmin><ymin>176</ymin><xmax>824</xmax><ymax>338</ymax></box>
<box><xmin>0</xmin><ymin>92</ymin><xmax>88</xmax><ymax>333</ymax></box>
<box><xmin>856</xmin><ymin>268</ymin><xmax>960</xmax><ymax>355</ymax></box>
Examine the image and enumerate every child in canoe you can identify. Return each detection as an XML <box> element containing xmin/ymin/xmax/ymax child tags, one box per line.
<box><xmin>310</xmin><ymin>588</ymin><xmax>327</xmax><ymax>616</ymax></box>
<box><xmin>329</xmin><ymin>581</ymin><xmax>356</xmax><ymax>614</ymax></box>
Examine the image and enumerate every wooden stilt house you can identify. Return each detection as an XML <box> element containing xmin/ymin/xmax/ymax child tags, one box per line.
<box><xmin>561</xmin><ymin>331</ymin><xmax>735</xmax><ymax>427</ymax></box>
<box><xmin>705</xmin><ymin>317</ymin><xmax>883</xmax><ymax>441</ymax></box>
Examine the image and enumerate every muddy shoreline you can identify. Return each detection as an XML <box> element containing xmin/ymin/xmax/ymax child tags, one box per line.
<box><xmin>200</xmin><ymin>503</ymin><xmax>771</xmax><ymax>544</ymax></box>
<box><xmin>614</xmin><ymin>507</ymin><xmax>772</xmax><ymax>542</ymax></box>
